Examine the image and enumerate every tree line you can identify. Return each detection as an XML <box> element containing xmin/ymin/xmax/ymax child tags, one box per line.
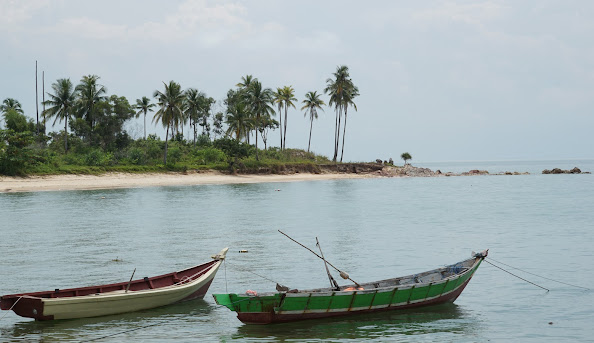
<box><xmin>0</xmin><ymin>65</ymin><xmax>359</xmax><ymax>174</ymax></box>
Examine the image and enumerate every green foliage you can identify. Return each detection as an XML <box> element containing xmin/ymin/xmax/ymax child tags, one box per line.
<box><xmin>84</xmin><ymin>149</ymin><xmax>113</xmax><ymax>166</ymax></box>
<box><xmin>196</xmin><ymin>134</ymin><xmax>211</xmax><ymax>147</ymax></box>
<box><xmin>0</xmin><ymin>129</ymin><xmax>36</xmax><ymax>175</ymax></box>
<box><xmin>128</xmin><ymin>147</ymin><xmax>147</xmax><ymax>165</ymax></box>
<box><xmin>3</xmin><ymin>109</ymin><xmax>34</xmax><ymax>133</ymax></box>
<box><xmin>401</xmin><ymin>152</ymin><xmax>412</xmax><ymax>165</ymax></box>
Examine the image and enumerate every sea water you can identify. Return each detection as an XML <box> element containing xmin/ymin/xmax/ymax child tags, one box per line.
<box><xmin>1</xmin><ymin>160</ymin><xmax>593</xmax><ymax>342</ymax></box>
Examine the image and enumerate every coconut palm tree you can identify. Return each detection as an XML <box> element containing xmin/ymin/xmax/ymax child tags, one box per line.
<box><xmin>244</xmin><ymin>80</ymin><xmax>274</xmax><ymax>160</ymax></box>
<box><xmin>135</xmin><ymin>96</ymin><xmax>155</xmax><ymax>140</ymax></box>
<box><xmin>273</xmin><ymin>88</ymin><xmax>284</xmax><ymax>148</ymax></box>
<box><xmin>279</xmin><ymin>86</ymin><xmax>296</xmax><ymax>150</ymax></box>
<box><xmin>184</xmin><ymin>89</ymin><xmax>201</xmax><ymax>146</ymax></box>
<box><xmin>236</xmin><ymin>75</ymin><xmax>255</xmax><ymax>88</ymax></box>
<box><xmin>225</xmin><ymin>102</ymin><xmax>252</xmax><ymax>141</ymax></box>
<box><xmin>42</xmin><ymin>79</ymin><xmax>76</xmax><ymax>153</ymax></box>
<box><xmin>325</xmin><ymin>65</ymin><xmax>356</xmax><ymax>162</ymax></box>
<box><xmin>1</xmin><ymin>98</ymin><xmax>24</xmax><ymax>114</ymax></box>
<box><xmin>301</xmin><ymin>91</ymin><xmax>325</xmax><ymax>153</ymax></box>
<box><xmin>153</xmin><ymin>81</ymin><xmax>185</xmax><ymax>164</ymax></box>
<box><xmin>75</xmin><ymin>75</ymin><xmax>107</xmax><ymax>136</ymax></box>
<box><xmin>339</xmin><ymin>85</ymin><xmax>359</xmax><ymax>162</ymax></box>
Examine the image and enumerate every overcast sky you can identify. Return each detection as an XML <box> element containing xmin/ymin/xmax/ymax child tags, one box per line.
<box><xmin>1</xmin><ymin>1</ymin><xmax>592</xmax><ymax>162</ymax></box>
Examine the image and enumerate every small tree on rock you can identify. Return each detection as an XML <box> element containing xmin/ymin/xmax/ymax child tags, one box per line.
<box><xmin>401</xmin><ymin>152</ymin><xmax>412</xmax><ymax>165</ymax></box>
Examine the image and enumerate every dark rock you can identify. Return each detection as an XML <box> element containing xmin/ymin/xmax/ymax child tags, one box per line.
<box><xmin>542</xmin><ymin>167</ymin><xmax>583</xmax><ymax>174</ymax></box>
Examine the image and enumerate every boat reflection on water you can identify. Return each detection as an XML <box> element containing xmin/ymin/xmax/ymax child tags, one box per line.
<box><xmin>2</xmin><ymin>300</ymin><xmax>213</xmax><ymax>342</ymax></box>
<box><xmin>233</xmin><ymin>304</ymin><xmax>478</xmax><ymax>342</ymax></box>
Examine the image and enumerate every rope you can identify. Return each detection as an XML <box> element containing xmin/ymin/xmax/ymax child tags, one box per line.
<box><xmin>224</xmin><ymin>260</ymin><xmax>283</xmax><ymax>285</ymax></box>
<box><xmin>0</xmin><ymin>296</ymin><xmax>23</xmax><ymax>322</ymax></box>
<box><xmin>80</xmin><ymin>322</ymin><xmax>163</xmax><ymax>342</ymax></box>
<box><xmin>484</xmin><ymin>259</ymin><xmax>549</xmax><ymax>292</ymax></box>
<box><xmin>487</xmin><ymin>257</ymin><xmax>590</xmax><ymax>290</ymax></box>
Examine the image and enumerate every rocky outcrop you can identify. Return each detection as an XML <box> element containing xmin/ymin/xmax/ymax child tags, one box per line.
<box><xmin>542</xmin><ymin>167</ymin><xmax>586</xmax><ymax>174</ymax></box>
<box><xmin>461</xmin><ymin>169</ymin><xmax>489</xmax><ymax>176</ymax></box>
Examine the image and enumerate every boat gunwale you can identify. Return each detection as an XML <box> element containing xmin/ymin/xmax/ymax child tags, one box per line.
<box><xmin>222</xmin><ymin>255</ymin><xmax>482</xmax><ymax>299</ymax></box>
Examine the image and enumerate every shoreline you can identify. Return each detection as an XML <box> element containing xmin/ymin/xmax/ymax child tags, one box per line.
<box><xmin>0</xmin><ymin>163</ymin><xmax>588</xmax><ymax>193</ymax></box>
<box><xmin>0</xmin><ymin>171</ymin><xmax>376</xmax><ymax>193</ymax></box>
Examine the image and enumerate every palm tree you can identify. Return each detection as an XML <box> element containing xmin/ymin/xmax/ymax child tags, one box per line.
<box><xmin>42</xmin><ymin>79</ymin><xmax>76</xmax><ymax>153</ymax></box>
<box><xmin>340</xmin><ymin>85</ymin><xmax>359</xmax><ymax>162</ymax></box>
<box><xmin>244</xmin><ymin>80</ymin><xmax>274</xmax><ymax>160</ymax></box>
<box><xmin>236</xmin><ymin>75</ymin><xmax>254</xmax><ymax>88</ymax></box>
<box><xmin>325</xmin><ymin>65</ymin><xmax>356</xmax><ymax>162</ymax></box>
<box><xmin>184</xmin><ymin>89</ymin><xmax>201</xmax><ymax>146</ymax></box>
<box><xmin>75</xmin><ymin>75</ymin><xmax>106</xmax><ymax>134</ymax></box>
<box><xmin>153</xmin><ymin>81</ymin><xmax>185</xmax><ymax>164</ymax></box>
<box><xmin>135</xmin><ymin>96</ymin><xmax>156</xmax><ymax>140</ymax></box>
<box><xmin>225</xmin><ymin>102</ymin><xmax>252</xmax><ymax>141</ymax></box>
<box><xmin>279</xmin><ymin>86</ymin><xmax>297</xmax><ymax>150</ymax></box>
<box><xmin>273</xmin><ymin>88</ymin><xmax>284</xmax><ymax>148</ymax></box>
<box><xmin>1</xmin><ymin>98</ymin><xmax>24</xmax><ymax>114</ymax></box>
<box><xmin>301</xmin><ymin>91</ymin><xmax>325</xmax><ymax>153</ymax></box>
<box><xmin>401</xmin><ymin>152</ymin><xmax>412</xmax><ymax>165</ymax></box>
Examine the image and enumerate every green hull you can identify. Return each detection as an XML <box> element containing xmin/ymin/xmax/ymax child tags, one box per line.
<box><xmin>214</xmin><ymin>252</ymin><xmax>486</xmax><ymax>324</ymax></box>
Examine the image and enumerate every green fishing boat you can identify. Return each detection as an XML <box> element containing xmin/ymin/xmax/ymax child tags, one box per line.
<box><xmin>214</xmin><ymin>249</ymin><xmax>488</xmax><ymax>324</ymax></box>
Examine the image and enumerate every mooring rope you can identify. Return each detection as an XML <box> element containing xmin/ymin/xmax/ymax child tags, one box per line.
<box><xmin>483</xmin><ymin>259</ymin><xmax>549</xmax><ymax>292</ymax></box>
<box><xmin>224</xmin><ymin>260</ymin><xmax>284</xmax><ymax>286</ymax></box>
<box><xmin>487</xmin><ymin>257</ymin><xmax>590</xmax><ymax>290</ymax></box>
<box><xmin>80</xmin><ymin>322</ymin><xmax>163</xmax><ymax>342</ymax></box>
<box><xmin>0</xmin><ymin>296</ymin><xmax>22</xmax><ymax>322</ymax></box>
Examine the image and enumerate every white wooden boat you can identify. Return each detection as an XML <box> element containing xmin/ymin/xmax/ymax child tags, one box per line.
<box><xmin>1</xmin><ymin>248</ymin><xmax>228</xmax><ymax>320</ymax></box>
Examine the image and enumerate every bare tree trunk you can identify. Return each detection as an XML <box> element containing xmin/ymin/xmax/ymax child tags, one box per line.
<box><xmin>42</xmin><ymin>70</ymin><xmax>46</xmax><ymax>135</ymax></box>
<box><xmin>278</xmin><ymin>104</ymin><xmax>283</xmax><ymax>150</ymax></box>
<box><xmin>332</xmin><ymin>108</ymin><xmax>339</xmax><ymax>162</ymax></box>
<box><xmin>64</xmin><ymin>118</ymin><xmax>68</xmax><ymax>153</ymax></box>
<box><xmin>164</xmin><ymin>125</ymin><xmax>169</xmax><ymax>164</ymax></box>
<box><xmin>255</xmin><ymin>114</ymin><xmax>259</xmax><ymax>161</ymax></box>
<box><xmin>35</xmin><ymin>61</ymin><xmax>39</xmax><ymax>135</ymax></box>
<box><xmin>283</xmin><ymin>106</ymin><xmax>288</xmax><ymax>150</ymax></box>
<box><xmin>308</xmin><ymin>114</ymin><xmax>313</xmax><ymax>153</ymax></box>
<box><xmin>340</xmin><ymin>108</ymin><xmax>348</xmax><ymax>162</ymax></box>
<box><xmin>143</xmin><ymin>112</ymin><xmax>146</xmax><ymax>140</ymax></box>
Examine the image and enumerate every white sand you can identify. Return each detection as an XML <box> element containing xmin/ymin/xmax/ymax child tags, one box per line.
<box><xmin>0</xmin><ymin>171</ymin><xmax>376</xmax><ymax>193</ymax></box>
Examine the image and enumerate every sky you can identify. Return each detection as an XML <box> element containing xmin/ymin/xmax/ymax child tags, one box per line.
<box><xmin>1</xmin><ymin>0</ymin><xmax>593</xmax><ymax>163</ymax></box>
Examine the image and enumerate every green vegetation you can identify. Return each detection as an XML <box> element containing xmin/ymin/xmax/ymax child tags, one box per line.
<box><xmin>0</xmin><ymin>66</ymin><xmax>361</xmax><ymax>176</ymax></box>
<box><xmin>401</xmin><ymin>152</ymin><xmax>412</xmax><ymax>165</ymax></box>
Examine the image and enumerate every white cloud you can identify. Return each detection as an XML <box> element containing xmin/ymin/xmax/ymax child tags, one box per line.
<box><xmin>0</xmin><ymin>0</ymin><xmax>47</xmax><ymax>28</ymax></box>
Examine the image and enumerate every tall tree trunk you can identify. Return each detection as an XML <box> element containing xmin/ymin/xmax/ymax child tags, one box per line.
<box><xmin>42</xmin><ymin>71</ymin><xmax>46</xmax><ymax>135</ymax></box>
<box><xmin>278</xmin><ymin>104</ymin><xmax>283</xmax><ymax>150</ymax></box>
<box><xmin>340</xmin><ymin>108</ymin><xmax>348</xmax><ymax>162</ymax></box>
<box><xmin>164</xmin><ymin>125</ymin><xmax>169</xmax><ymax>164</ymax></box>
<box><xmin>193</xmin><ymin>119</ymin><xmax>197</xmax><ymax>147</ymax></box>
<box><xmin>255</xmin><ymin>114</ymin><xmax>259</xmax><ymax>161</ymax></box>
<box><xmin>35</xmin><ymin>60</ymin><xmax>39</xmax><ymax>135</ymax></box>
<box><xmin>332</xmin><ymin>108</ymin><xmax>339</xmax><ymax>162</ymax></box>
<box><xmin>283</xmin><ymin>106</ymin><xmax>288</xmax><ymax>150</ymax></box>
<box><xmin>308</xmin><ymin>114</ymin><xmax>313</xmax><ymax>153</ymax></box>
<box><xmin>64</xmin><ymin>117</ymin><xmax>68</xmax><ymax>153</ymax></box>
<box><xmin>143</xmin><ymin>112</ymin><xmax>147</xmax><ymax>140</ymax></box>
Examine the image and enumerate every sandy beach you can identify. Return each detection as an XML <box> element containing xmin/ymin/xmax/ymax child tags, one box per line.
<box><xmin>0</xmin><ymin>171</ymin><xmax>375</xmax><ymax>193</ymax></box>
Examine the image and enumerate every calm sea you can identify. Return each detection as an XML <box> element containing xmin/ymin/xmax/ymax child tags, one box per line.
<box><xmin>1</xmin><ymin>160</ymin><xmax>593</xmax><ymax>342</ymax></box>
